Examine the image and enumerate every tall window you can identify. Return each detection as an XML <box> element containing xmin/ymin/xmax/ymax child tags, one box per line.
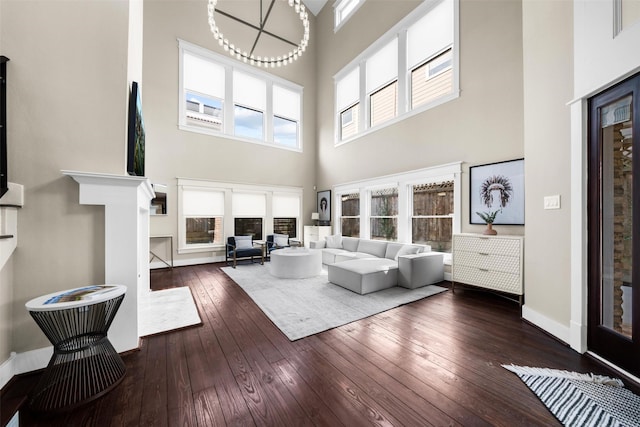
<box><xmin>232</xmin><ymin>192</ymin><xmax>266</xmax><ymax>240</ymax></box>
<box><xmin>412</xmin><ymin>181</ymin><xmax>454</xmax><ymax>252</ymax></box>
<box><xmin>334</xmin><ymin>0</ymin><xmax>457</xmax><ymax>143</ymax></box>
<box><xmin>183</xmin><ymin>52</ymin><xmax>224</xmax><ymax>131</ymax></box>
<box><xmin>336</xmin><ymin>68</ymin><xmax>360</xmax><ymax>140</ymax></box>
<box><xmin>370</xmin><ymin>188</ymin><xmax>398</xmax><ymax>241</ymax></box>
<box><xmin>179</xmin><ymin>40</ymin><xmax>303</xmax><ymax>150</ymax></box>
<box><xmin>273</xmin><ymin>193</ymin><xmax>301</xmax><ymax>238</ymax></box>
<box><xmin>182</xmin><ymin>188</ymin><xmax>225</xmax><ymax>247</ymax></box>
<box><xmin>273</xmin><ymin>85</ymin><xmax>301</xmax><ymax>148</ymax></box>
<box><xmin>367</xmin><ymin>39</ymin><xmax>398</xmax><ymax>127</ymax></box>
<box><xmin>407</xmin><ymin>0</ymin><xmax>454</xmax><ymax>110</ymax></box>
<box><xmin>340</xmin><ymin>193</ymin><xmax>360</xmax><ymax>237</ymax></box>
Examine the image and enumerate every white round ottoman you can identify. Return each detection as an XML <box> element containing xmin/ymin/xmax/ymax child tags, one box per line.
<box><xmin>270</xmin><ymin>248</ymin><xmax>322</xmax><ymax>279</ymax></box>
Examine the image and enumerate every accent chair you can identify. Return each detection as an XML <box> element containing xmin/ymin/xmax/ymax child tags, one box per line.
<box><xmin>226</xmin><ymin>236</ymin><xmax>264</xmax><ymax>268</ymax></box>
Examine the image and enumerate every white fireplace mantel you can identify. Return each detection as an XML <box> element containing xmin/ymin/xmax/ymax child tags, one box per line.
<box><xmin>62</xmin><ymin>170</ymin><xmax>154</xmax><ymax>353</ymax></box>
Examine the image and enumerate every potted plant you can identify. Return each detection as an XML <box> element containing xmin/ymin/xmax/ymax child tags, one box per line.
<box><xmin>476</xmin><ymin>210</ymin><xmax>499</xmax><ymax>235</ymax></box>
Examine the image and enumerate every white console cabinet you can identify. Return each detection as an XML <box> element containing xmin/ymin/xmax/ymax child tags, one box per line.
<box><xmin>303</xmin><ymin>225</ymin><xmax>332</xmax><ymax>248</ymax></box>
<box><xmin>452</xmin><ymin>233</ymin><xmax>524</xmax><ymax>303</ymax></box>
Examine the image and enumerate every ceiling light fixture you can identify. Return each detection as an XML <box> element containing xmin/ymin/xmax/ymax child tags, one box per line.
<box><xmin>207</xmin><ymin>0</ymin><xmax>310</xmax><ymax>68</ymax></box>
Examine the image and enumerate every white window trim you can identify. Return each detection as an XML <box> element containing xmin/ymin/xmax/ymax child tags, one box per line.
<box><xmin>333</xmin><ymin>162</ymin><xmax>462</xmax><ymax>242</ymax></box>
<box><xmin>177</xmin><ymin>178</ymin><xmax>303</xmax><ymax>254</ymax></box>
<box><xmin>333</xmin><ymin>0</ymin><xmax>459</xmax><ymax>146</ymax></box>
<box><xmin>334</xmin><ymin>0</ymin><xmax>366</xmax><ymax>32</ymax></box>
<box><xmin>178</xmin><ymin>39</ymin><xmax>304</xmax><ymax>152</ymax></box>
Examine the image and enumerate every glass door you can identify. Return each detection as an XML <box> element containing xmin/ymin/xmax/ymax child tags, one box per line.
<box><xmin>588</xmin><ymin>74</ymin><xmax>639</xmax><ymax>377</ymax></box>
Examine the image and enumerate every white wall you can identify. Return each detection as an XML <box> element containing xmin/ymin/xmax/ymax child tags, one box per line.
<box><xmin>142</xmin><ymin>0</ymin><xmax>318</xmax><ymax>265</ymax></box>
<box><xmin>0</xmin><ymin>0</ymin><xmax>131</xmax><ymax>356</ymax></box>
<box><xmin>521</xmin><ymin>0</ymin><xmax>574</xmax><ymax>339</ymax></box>
<box><xmin>314</xmin><ymin>0</ymin><xmax>525</xmax><ymax>236</ymax></box>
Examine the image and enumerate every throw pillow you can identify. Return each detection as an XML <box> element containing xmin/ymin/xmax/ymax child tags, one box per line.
<box><xmin>274</xmin><ymin>234</ymin><xmax>289</xmax><ymax>247</ymax></box>
<box><xmin>325</xmin><ymin>234</ymin><xmax>343</xmax><ymax>249</ymax></box>
<box><xmin>234</xmin><ymin>236</ymin><xmax>252</xmax><ymax>249</ymax></box>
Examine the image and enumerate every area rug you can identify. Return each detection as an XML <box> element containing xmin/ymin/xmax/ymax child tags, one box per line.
<box><xmin>221</xmin><ymin>263</ymin><xmax>447</xmax><ymax>341</ymax></box>
<box><xmin>139</xmin><ymin>287</ymin><xmax>202</xmax><ymax>337</ymax></box>
<box><xmin>503</xmin><ymin>364</ymin><xmax>640</xmax><ymax>427</ymax></box>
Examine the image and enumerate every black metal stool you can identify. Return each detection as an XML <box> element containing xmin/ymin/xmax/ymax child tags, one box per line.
<box><xmin>25</xmin><ymin>285</ymin><xmax>127</xmax><ymax>412</ymax></box>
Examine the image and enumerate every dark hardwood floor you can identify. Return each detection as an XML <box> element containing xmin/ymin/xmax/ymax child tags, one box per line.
<box><xmin>4</xmin><ymin>263</ymin><xmax>639</xmax><ymax>426</ymax></box>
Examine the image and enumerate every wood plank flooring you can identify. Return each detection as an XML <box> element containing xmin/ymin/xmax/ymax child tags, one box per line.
<box><xmin>7</xmin><ymin>262</ymin><xmax>639</xmax><ymax>426</ymax></box>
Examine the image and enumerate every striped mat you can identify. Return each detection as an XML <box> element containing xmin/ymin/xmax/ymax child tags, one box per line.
<box><xmin>503</xmin><ymin>365</ymin><xmax>640</xmax><ymax>427</ymax></box>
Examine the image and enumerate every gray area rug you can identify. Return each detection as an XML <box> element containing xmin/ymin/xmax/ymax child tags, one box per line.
<box><xmin>221</xmin><ymin>263</ymin><xmax>447</xmax><ymax>341</ymax></box>
<box><xmin>503</xmin><ymin>365</ymin><xmax>640</xmax><ymax>427</ymax></box>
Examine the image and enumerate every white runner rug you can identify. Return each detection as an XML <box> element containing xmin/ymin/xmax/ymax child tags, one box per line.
<box><xmin>139</xmin><ymin>287</ymin><xmax>201</xmax><ymax>337</ymax></box>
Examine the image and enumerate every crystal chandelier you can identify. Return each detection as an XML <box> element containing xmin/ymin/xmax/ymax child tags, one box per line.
<box><xmin>207</xmin><ymin>0</ymin><xmax>310</xmax><ymax>68</ymax></box>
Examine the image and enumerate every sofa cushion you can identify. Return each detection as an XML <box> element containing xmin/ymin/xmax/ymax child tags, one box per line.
<box><xmin>322</xmin><ymin>248</ymin><xmax>350</xmax><ymax>265</ymax></box>
<box><xmin>325</xmin><ymin>234</ymin><xmax>343</xmax><ymax>249</ymax></box>
<box><xmin>273</xmin><ymin>234</ymin><xmax>289</xmax><ymax>247</ymax></box>
<box><xmin>341</xmin><ymin>237</ymin><xmax>360</xmax><ymax>252</ymax></box>
<box><xmin>234</xmin><ymin>236</ymin><xmax>252</xmax><ymax>249</ymax></box>
<box><xmin>356</xmin><ymin>239</ymin><xmax>388</xmax><ymax>258</ymax></box>
<box><xmin>385</xmin><ymin>243</ymin><xmax>422</xmax><ymax>260</ymax></box>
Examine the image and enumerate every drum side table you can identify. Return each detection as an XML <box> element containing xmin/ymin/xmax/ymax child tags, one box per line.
<box><xmin>25</xmin><ymin>285</ymin><xmax>127</xmax><ymax>412</ymax></box>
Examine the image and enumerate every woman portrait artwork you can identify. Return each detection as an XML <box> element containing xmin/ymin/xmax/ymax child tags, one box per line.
<box><xmin>317</xmin><ymin>190</ymin><xmax>331</xmax><ymax>223</ymax></box>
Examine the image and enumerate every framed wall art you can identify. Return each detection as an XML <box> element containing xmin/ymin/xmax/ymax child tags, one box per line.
<box><xmin>317</xmin><ymin>190</ymin><xmax>331</xmax><ymax>225</ymax></box>
<box><xmin>469</xmin><ymin>158</ymin><xmax>524</xmax><ymax>225</ymax></box>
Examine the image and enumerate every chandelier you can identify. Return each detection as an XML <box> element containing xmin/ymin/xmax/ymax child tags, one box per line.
<box><xmin>207</xmin><ymin>0</ymin><xmax>310</xmax><ymax>68</ymax></box>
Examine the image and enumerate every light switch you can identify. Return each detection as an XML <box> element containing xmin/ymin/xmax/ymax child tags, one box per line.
<box><xmin>544</xmin><ymin>195</ymin><xmax>561</xmax><ymax>210</ymax></box>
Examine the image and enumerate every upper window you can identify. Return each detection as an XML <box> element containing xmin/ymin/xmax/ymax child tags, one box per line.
<box><xmin>334</xmin><ymin>0</ymin><xmax>366</xmax><ymax>31</ymax></box>
<box><xmin>334</xmin><ymin>0</ymin><xmax>457</xmax><ymax>144</ymax></box>
<box><xmin>179</xmin><ymin>40</ymin><xmax>303</xmax><ymax>151</ymax></box>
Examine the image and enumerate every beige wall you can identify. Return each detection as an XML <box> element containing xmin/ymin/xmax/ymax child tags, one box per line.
<box><xmin>0</xmin><ymin>258</ymin><xmax>12</xmax><ymax>362</ymax></box>
<box><xmin>522</xmin><ymin>1</ymin><xmax>573</xmax><ymax>327</ymax></box>
<box><xmin>1</xmin><ymin>0</ymin><xmax>130</xmax><ymax>353</ymax></box>
<box><xmin>314</xmin><ymin>0</ymin><xmax>525</xmax><ymax>235</ymax></box>
<box><xmin>142</xmin><ymin>0</ymin><xmax>318</xmax><ymax>263</ymax></box>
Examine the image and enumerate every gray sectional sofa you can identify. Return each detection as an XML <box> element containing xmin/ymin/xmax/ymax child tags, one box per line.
<box><xmin>309</xmin><ymin>235</ymin><xmax>444</xmax><ymax>295</ymax></box>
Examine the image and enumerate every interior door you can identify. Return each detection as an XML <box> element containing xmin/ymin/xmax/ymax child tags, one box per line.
<box><xmin>588</xmin><ymin>73</ymin><xmax>640</xmax><ymax>377</ymax></box>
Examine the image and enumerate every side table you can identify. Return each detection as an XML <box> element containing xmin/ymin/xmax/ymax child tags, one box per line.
<box><xmin>25</xmin><ymin>285</ymin><xmax>127</xmax><ymax>412</ymax></box>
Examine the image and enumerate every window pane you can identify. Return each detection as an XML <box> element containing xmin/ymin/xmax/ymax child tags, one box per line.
<box><xmin>370</xmin><ymin>217</ymin><xmax>397</xmax><ymax>241</ymax></box>
<box><xmin>234</xmin><ymin>105</ymin><xmax>264</xmax><ymax>140</ymax></box>
<box><xmin>232</xmin><ymin>192</ymin><xmax>266</xmax><ymax>216</ymax></box>
<box><xmin>183</xmin><ymin>189</ymin><xmax>225</xmax><ymax>216</ymax></box>
<box><xmin>411</xmin><ymin>50</ymin><xmax>453</xmax><ymax>109</ymax></box>
<box><xmin>183</xmin><ymin>52</ymin><xmax>225</xmax><ymax>98</ymax></box>
<box><xmin>274</xmin><ymin>85</ymin><xmax>300</xmax><ymax>120</ymax></box>
<box><xmin>185</xmin><ymin>92</ymin><xmax>223</xmax><ymax>131</ymax></box>
<box><xmin>412</xmin><ymin>217</ymin><xmax>452</xmax><ymax>252</ymax></box>
<box><xmin>340</xmin><ymin>103</ymin><xmax>359</xmax><ymax>140</ymax></box>
<box><xmin>336</xmin><ymin>67</ymin><xmax>360</xmax><ymax>111</ymax></box>
<box><xmin>341</xmin><ymin>218</ymin><xmax>360</xmax><ymax>237</ymax></box>
<box><xmin>366</xmin><ymin>38</ymin><xmax>398</xmax><ymax>93</ymax></box>
<box><xmin>234</xmin><ymin>218</ymin><xmax>263</xmax><ymax>240</ymax></box>
<box><xmin>274</xmin><ymin>116</ymin><xmax>298</xmax><ymax>148</ymax></box>
<box><xmin>186</xmin><ymin>217</ymin><xmax>223</xmax><ymax>245</ymax></box>
<box><xmin>341</xmin><ymin>193</ymin><xmax>360</xmax><ymax>216</ymax></box>
<box><xmin>273</xmin><ymin>194</ymin><xmax>300</xmax><ymax>217</ymax></box>
<box><xmin>371</xmin><ymin>188</ymin><xmax>398</xmax><ymax>216</ymax></box>
<box><xmin>413</xmin><ymin>181</ymin><xmax>454</xmax><ymax>216</ymax></box>
<box><xmin>233</xmin><ymin>70</ymin><xmax>266</xmax><ymax>110</ymax></box>
<box><xmin>407</xmin><ymin>0</ymin><xmax>453</xmax><ymax>69</ymax></box>
<box><xmin>370</xmin><ymin>81</ymin><xmax>397</xmax><ymax>127</ymax></box>
<box><xmin>274</xmin><ymin>218</ymin><xmax>297</xmax><ymax>238</ymax></box>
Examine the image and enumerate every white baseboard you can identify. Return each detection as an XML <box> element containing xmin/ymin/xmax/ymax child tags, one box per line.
<box><xmin>522</xmin><ymin>304</ymin><xmax>570</xmax><ymax>344</ymax></box>
<box><xmin>0</xmin><ymin>346</ymin><xmax>52</xmax><ymax>390</ymax></box>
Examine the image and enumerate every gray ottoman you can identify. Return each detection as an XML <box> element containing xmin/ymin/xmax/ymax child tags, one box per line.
<box><xmin>328</xmin><ymin>258</ymin><xmax>398</xmax><ymax>294</ymax></box>
<box><xmin>398</xmin><ymin>252</ymin><xmax>444</xmax><ymax>289</ymax></box>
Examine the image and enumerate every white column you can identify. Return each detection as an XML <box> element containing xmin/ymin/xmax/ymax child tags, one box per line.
<box><xmin>63</xmin><ymin>171</ymin><xmax>154</xmax><ymax>353</ymax></box>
